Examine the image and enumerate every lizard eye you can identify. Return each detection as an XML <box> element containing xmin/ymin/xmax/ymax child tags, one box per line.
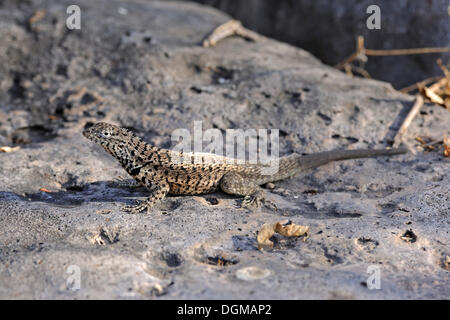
<box><xmin>96</xmin><ymin>131</ymin><xmax>110</xmax><ymax>139</ymax></box>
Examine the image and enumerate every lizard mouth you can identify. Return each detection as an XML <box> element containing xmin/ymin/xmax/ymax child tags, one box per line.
<box><xmin>82</xmin><ymin>128</ymin><xmax>92</xmax><ymax>139</ymax></box>
<box><xmin>82</xmin><ymin>127</ymin><xmax>97</xmax><ymax>142</ymax></box>
<box><xmin>82</xmin><ymin>121</ymin><xmax>101</xmax><ymax>139</ymax></box>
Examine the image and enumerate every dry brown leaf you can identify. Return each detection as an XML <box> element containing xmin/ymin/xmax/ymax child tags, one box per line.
<box><xmin>256</xmin><ymin>223</ymin><xmax>277</xmax><ymax>249</ymax></box>
<box><xmin>274</xmin><ymin>222</ymin><xmax>309</xmax><ymax>237</ymax></box>
<box><xmin>257</xmin><ymin>221</ymin><xmax>309</xmax><ymax>250</ymax></box>
<box><xmin>0</xmin><ymin>146</ymin><xmax>21</xmax><ymax>153</ymax></box>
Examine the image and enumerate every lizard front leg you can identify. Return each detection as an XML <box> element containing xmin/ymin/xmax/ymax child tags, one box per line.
<box><xmin>219</xmin><ymin>172</ymin><xmax>277</xmax><ymax>210</ymax></box>
<box><xmin>123</xmin><ymin>180</ymin><xmax>170</xmax><ymax>214</ymax></box>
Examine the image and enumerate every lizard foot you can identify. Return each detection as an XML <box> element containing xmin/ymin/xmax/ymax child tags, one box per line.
<box><xmin>263</xmin><ymin>198</ymin><xmax>278</xmax><ymax>211</ymax></box>
<box><xmin>122</xmin><ymin>200</ymin><xmax>153</xmax><ymax>214</ymax></box>
<box><xmin>241</xmin><ymin>195</ymin><xmax>277</xmax><ymax>211</ymax></box>
<box><xmin>241</xmin><ymin>195</ymin><xmax>259</xmax><ymax>208</ymax></box>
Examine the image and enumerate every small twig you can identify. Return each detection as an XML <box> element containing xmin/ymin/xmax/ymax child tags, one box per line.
<box><xmin>344</xmin><ymin>64</ymin><xmax>353</xmax><ymax>76</ymax></box>
<box><xmin>415</xmin><ymin>137</ymin><xmax>443</xmax><ymax>151</ymax></box>
<box><xmin>410</xmin><ymin>59</ymin><xmax>450</xmax><ymax>109</ymax></box>
<box><xmin>365</xmin><ymin>47</ymin><xmax>450</xmax><ymax>56</ymax></box>
<box><xmin>424</xmin><ymin>139</ymin><xmax>444</xmax><ymax>147</ymax></box>
<box><xmin>335</xmin><ymin>35</ymin><xmax>450</xmax><ymax>73</ymax></box>
<box><xmin>423</xmin><ymin>87</ymin><xmax>445</xmax><ymax>105</ymax></box>
<box><xmin>428</xmin><ymin>77</ymin><xmax>448</xmax><ymax>92</ymax></box>
<box><xmin>335</xmin><ymin>52</ymin><xmax>358</xmax><ymax>69</ymax></box>
<box><xmin>436</xmin><ymin>59</ymin><xmax>450</xmax><ymax>79</ymax></box>
<box><xmin>335</xmin><ymin>36</ymin><xmax>366</xmax><ymax>69</ymax></box>
<box><xmin>351</xmin><ymin>65</ymin><xmax>371</xmax><ymax>78</ymax></box>
<box><xmin>399</xmin><ymin>76</ymin><xmax>442</xmax><ymax>93</ymax></box>
<box><xmin>393</xmin><ymin>95</ymin><xmax>424</xmax><ymax>148</ymax></box>
<box><xmin>202</xmin><ymin>19</ymin><xmax>259</xmax><ymax>48</ymax></box>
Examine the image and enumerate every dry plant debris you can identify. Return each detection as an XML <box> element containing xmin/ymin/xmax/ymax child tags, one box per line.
<box><xmin>90</xmin><ymin>234</ymin><xmax>106</xmax><ymax>245</ymax></box>
<box><xmin>424</xmin><ymin>87</ymin><xmax>445</xmax><ymax>105</ymax></box>
<box><xmin>444</xmin><ymin>256</ymin><xmax>450</xmax><ymax>271</ymax></box>
<box><xmin>0</xmin><ymin>146</ymin><xmax>21</xmax><ymax>153</ymax></box>
<box><xmin>386</xmin><ymin>58</ymin><xmax>450</xmax><ymax>150</ymax></box>
<box><xmin>202</xmin><ymin>19</ymin><xmax>259</xmax><ymax>48</ymax></box>
<box><xmin>414</xmin><ymin>136</ymin><xmax>443</xmax><ymax>152</ymax></box>
<box><xmin>443</xmin><ymin>136</ymin><xmax>450</xmax><ymax>157</ymax></box>
<box><xmin>392</xmin><ymin>95</ymin><xmax>424</xmax><ymax>148</ymax></box>
<box><xmin>414</xmin><ymin>134</ymin><xmax>449</xmax><ymax>156</ymax></box>
<box><xmin>338</xmin><ymin>38</ymin><xmax>450</xmax><ymax>153</ymax></box>
<box><xmin>336</xmin><ymin>36</ymin><xmax>450</xmax><ymax>79</ymax></box>
<box><xmin>400</xmin><ymin>229</ymin><xmax>417</xmax><ymax>243</ymax></box>
<box><xmin>401</xmin><ymin>59</ymin><xmax>450</xmax><ymax>110</ymax></box>
<box><xmin>421</xmin><ymin>59</ymin><xmax>450</xmax><ymax>109</ymax></box>
<box><xmin>257</xmin><ymin>220</ymin><xmax>309</xmax><ymax>250</ymax></box>
<box><xmin>96</xmin><ymin>209</ymin><xmax>112</xmax><ymax>215</ymax></box>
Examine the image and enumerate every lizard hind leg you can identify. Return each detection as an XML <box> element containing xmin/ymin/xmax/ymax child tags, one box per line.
<box><xmin>123</xmin><ymin>181</ymin><xmax>170</xmax><ymax>214</ymax></box>
<box><xmin>219</xmin><ymin>172</ymin><xmax>277</xmax><ymax>210</ymax></box>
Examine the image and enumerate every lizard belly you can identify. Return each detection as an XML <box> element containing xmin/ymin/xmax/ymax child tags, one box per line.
<box><xmin>167</xmin><ymin>173</ymin><xmax>223</xmax><ymax>195</ymax></box>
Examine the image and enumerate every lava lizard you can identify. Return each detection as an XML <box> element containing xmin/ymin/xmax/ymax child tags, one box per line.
<box><xmin>83</xmin><ymin>122</ymin><xmax>408</xmax><ymax>213</ymax></box>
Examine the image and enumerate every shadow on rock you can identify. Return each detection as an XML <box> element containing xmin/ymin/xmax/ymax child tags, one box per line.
<box><xmin>0</xmin><ymin>180</ymin><xmax>150</xmax><ymax>207</ymax></box>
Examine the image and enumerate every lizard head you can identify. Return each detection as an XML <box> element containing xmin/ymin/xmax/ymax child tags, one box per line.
<box><xmin>83</xmin><ymin>122</ymin><xmax>132</xmax><ymax>150</ymax></box>
<box><xmin>83</xmin><ymin>122</ymin><xmax>150</xmax><ymax>168</ymax></box>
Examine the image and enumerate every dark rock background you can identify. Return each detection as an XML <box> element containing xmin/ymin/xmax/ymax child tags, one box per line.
<box><xmin>0</xmin><ymin>0</ymin><xmax>448</xmax><ymax>299</ymax></box>
<box><xmin>191</xmin><ymin>0</ymin><xmax>450</xmax><ymax>89</ymax></box>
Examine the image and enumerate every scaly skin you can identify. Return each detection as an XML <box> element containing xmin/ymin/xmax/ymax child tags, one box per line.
<box><xmin>83</xmin><ymin>122</ymin><xmax>408</xmax><ymax>213</ymax></box>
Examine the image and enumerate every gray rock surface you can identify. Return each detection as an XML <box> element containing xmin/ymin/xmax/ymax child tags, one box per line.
<box><xmin>0</xmin><ymin>0</ymin><xmax>449</xmax><ymax>299</ymax></box>
<box><xmin>191</xmin><ymin>0</ymin><xmax>450</xmax><ymax>89</ymax></box>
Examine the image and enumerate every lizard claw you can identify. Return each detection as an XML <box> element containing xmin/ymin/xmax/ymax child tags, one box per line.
<box><xmin>241</xmin><ymin>195</ymin><xmax>260</xmax><ymax>209</ymax></box>
<box><xmin>263</xmin><ymin>198</ymin><xmax>278</xmax><ymax>211</ymax></box>
<box><xmin>241</xmin><ymin>195</ymin><xmax>277</xmax><ymax>211</ymax></box>
<box><xmin>122</xmin><ymin>200</ymin><xmax>152</xmax><ymax>214</ymax></box>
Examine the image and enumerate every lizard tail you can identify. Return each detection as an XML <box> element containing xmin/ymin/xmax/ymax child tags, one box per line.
<box><xmin>258</xmin><ymin>147</ymin><xmax>408</xmax><ymax>184</ymax></box>
<box><xmin>297</xmin><ymin>147</ymin><xmax>409</xmax><ymax>171</ymax></box>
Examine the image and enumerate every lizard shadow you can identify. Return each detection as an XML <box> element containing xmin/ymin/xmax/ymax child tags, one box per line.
<box><xmin>0</xmin><ymin>180</ymin><xmax>149</xmax><ymax>208</ymax></box>
<box><xmin>0</xmin><ymin>180</ymin><xmax>241</xmax><ymax>208</ymax></box>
